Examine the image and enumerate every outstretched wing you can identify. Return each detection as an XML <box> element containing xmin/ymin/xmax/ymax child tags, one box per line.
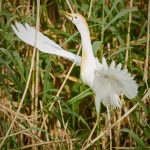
<box><xmin>95</xmin><ymin>57</ymin><xmax>138</xmax><ymax>99</ymax></box>
<box><xmin>12</xmin><ymin>22</ymin><xmax>81</xmax><ymax>66</ymax></box>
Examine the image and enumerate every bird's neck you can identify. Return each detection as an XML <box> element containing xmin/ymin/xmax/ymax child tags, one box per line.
<box><xmin>77</xmin><ymin>24</ymin><xmax>95</xmax><ymax>62</ymax></box>
<box><xmin>78</xmin><ymin>22</ymin><xmax>96</xmax><ymax>87</ymax></box>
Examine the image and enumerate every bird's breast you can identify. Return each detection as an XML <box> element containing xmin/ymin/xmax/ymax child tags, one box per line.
<box><xmin>81</xmin><ymin>51</ymin><xmax>95</xmax><ymax>87</ymax></box>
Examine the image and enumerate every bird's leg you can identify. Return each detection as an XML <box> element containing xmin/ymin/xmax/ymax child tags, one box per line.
<box><xmin>83</xmin><ymin>113</ymin><xmax>100</xmax><ymax>147</ymax></box>
<box><xmin>107</xmin><ymin>107</ymin><xmax>112</xmax><ymax>150</ymax></box>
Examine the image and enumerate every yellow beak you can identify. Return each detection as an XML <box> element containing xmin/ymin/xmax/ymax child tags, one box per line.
<box><xmin>60</xmin><ymin>10</ymin><xmax>73</xmax><ymax>21</ymax></box>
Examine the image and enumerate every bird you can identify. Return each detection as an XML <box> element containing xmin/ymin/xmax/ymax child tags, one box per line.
<box><xmin>12</xmin><ymin>11</ymin><xmax>138</xmax><ymax>114</ymax></box>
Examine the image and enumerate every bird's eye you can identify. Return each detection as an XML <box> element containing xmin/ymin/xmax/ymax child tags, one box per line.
<box><xmin>74</xmin><ymin>16</ymin><xmax>77</xmax><ymax>19</ymax></box>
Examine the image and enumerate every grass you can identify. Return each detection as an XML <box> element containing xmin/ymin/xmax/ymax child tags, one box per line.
<box><xmin>0</xmin><ymin>0</ymin><xmax>149</xmax><ymax>149</ymax></box>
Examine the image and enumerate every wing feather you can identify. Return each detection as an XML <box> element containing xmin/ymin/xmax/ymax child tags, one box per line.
<box><xmin>12</xmin><ymin>23</ymin><xmax>81</xmax><ymax>65</ymax></box>
<box><xmin>95</xmin><ymin>58</ymin><xmax>138</xmax><ymax>99</ymax></box>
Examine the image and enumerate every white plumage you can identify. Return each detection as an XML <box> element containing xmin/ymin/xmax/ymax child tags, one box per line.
<box><xmin>12</xmin><ymin>12</ymin><xmax>138</xmax><ymax>113</ymax></box>
<box><xmin>12</xmin><ymin>23</ymin><xmax>81</xmax><ymax>65</ymax></box>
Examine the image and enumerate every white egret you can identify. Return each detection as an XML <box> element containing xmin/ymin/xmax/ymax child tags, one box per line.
<box><xmin>12</xmin><ymin>12</ymin><xmax>138</xmax><ymax>114</ymax></box>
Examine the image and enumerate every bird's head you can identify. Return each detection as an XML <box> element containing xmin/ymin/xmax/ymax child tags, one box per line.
<box><xmin>61</xmin><ymin>11</ymin><xmax>88</xmax><ymax>33</ymax></box>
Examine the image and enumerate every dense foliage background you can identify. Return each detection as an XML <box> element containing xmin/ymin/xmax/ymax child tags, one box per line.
<box><xmin>0</xmin><ymin>0</ymin><xmax>149</xmax><ymax>149</ymax></box>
